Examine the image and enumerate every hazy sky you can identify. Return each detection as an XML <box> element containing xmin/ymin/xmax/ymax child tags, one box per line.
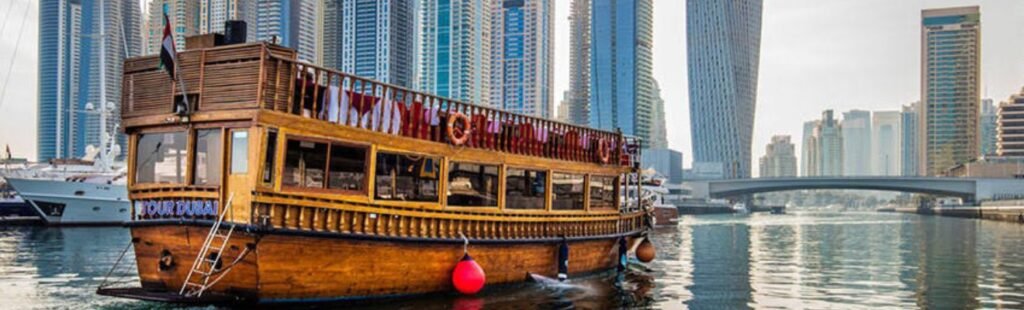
<box><xmin>2</xmin><ymin>0</ymin><xmax>1024</xmax><ymax>176</ymax></box>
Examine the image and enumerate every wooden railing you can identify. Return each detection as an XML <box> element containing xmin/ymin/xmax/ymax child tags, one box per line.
<box><xmin>257</xmin><ymin>50</ymin><xmax>634</xmax><ymax>167</ymax></box>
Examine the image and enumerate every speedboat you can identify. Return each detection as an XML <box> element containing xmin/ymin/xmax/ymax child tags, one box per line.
<box><xmin>732</xmin><ymin>202</ymin><xmax>750</xmax><ymax>214</ymax></box>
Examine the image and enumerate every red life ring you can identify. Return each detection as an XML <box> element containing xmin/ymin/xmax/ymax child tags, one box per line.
<box><xmin>447</xmin><ymin>112</ymin><xmax>472</xmax><ymax>145</ymax></box>
<box><xmin>598</xmin><ymin>138</ymin><xmax>611</xmax><ymax>164</ymax></box>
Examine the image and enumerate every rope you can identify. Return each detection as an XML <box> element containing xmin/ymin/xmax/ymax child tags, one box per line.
<box><xmin>0</xmin><ymin>0</ymin><xmax>32</xmax><ymax>109</ymax></box>
<box><xmin>459</xmin><ymin>232</ymin><xmax>468</xmax><ymax>254</ymax></box>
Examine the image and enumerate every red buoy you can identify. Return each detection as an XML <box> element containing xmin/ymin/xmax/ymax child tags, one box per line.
<box><xmin>636</xmin><ymin>239</ymin><xmax>656</xmax><ymax>263</ymax></box>
<box><xmin>452</xmin><ymin>253</ymin><xmax>486</xmax><ymax>295</ymax></box>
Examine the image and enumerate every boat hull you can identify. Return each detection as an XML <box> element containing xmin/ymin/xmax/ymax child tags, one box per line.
<box><xmin>6</xmin><ymin>178</ymin><xmax>130</xmax><ymax>225</ymax></box>
<box><xmin>127</xmin><ymin>222</ymin><xmax>632</xmax><ymax>302</ymax></box>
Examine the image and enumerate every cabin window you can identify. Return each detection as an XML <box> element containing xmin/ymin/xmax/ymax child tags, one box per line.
<box><xmin>230</xmin><ymin>130</ymin><xmax>249</xmax><ymax>174</ymax></box>
<box><xmin>589</xmin><ymin>175</ymin><xmax>617</xmax><ymax>210</ymax></box>
<box><xmin>283</xmin><ymin>140</ymin><xmax>328</xmax><ymax>188</ymax></box>
<box><xmin>328</xmin><ymin>144</ymin><xmax>367</xmax><ymax>191</ymax></box>
<box><xmin>447</xmin><ymin>162</ymin><xmax>499</xmax><ymax>207</ymax></box>
<box><xmin>375</xmin><ymin>152</ymin><xmax>439</xmax><ymax>202</ymax></box>
<box><xmin>193</xmin><ymin>129</ymin><xmax>223</xmax><ymax>186</ymax></box>
<box><xmin>261</xmin><ymin>130</ymin><xmax>278</xmax><ymax>185</ymax></box>
<box><xmin>505</xmin><ymin>168</ymin><xmax>546</xmax><ymax>210</ymax></box>
<box><xmin>552</xmin><ymin>173</ymin><xmax>585</xmax><ymax>210</ymax></box>
<box><xmin>135</xmin><ymin>131</ymin><xmax>188</xmax><ymax>184</ymax></box>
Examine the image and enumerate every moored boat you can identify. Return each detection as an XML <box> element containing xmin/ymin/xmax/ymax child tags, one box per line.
<box><xmin>97</xmin><ymin>40</ymin><xmax>653</xmax><ymax>304</ymax></box>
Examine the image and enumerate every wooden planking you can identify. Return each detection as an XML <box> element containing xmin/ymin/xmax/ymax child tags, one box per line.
<box><xmin>131</xmin><ymin>226</ymin><xmax>258</xmax><ymax>297</ymax></box>
<box><xmin>253</xmin><ymin>232</ymin><xmax>622</xmax><ymax>300</ymax></box>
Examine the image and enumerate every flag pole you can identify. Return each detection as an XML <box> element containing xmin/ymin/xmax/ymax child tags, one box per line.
<box><xmin>174</xmin><ymin>59</ymin><xmax>191</xmax><ymax>114</ymax></box>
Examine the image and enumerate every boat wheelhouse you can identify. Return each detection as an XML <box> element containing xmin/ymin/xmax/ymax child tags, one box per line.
<box><xmin>98</xmin><ymin>40</ymin><xmax>651</xmax><ymax>304</ymax></box>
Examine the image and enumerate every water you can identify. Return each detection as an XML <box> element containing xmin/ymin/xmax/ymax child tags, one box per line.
<box><xmin>2</xmin><ymin>212</ymin><xmax>1024</xmax><ymax>309</ymax></box>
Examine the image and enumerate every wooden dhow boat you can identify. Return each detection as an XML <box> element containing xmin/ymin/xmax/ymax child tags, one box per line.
<box><xmin>97</xmin><ymin>40</ymin><xmax>654</xmax><ymax>304</ymax></box>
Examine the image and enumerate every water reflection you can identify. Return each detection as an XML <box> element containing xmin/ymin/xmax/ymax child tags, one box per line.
<box><xmin>0</xmin><ymin>212</ymin><xmax>1023</xmax><ymax>309</ymax></box>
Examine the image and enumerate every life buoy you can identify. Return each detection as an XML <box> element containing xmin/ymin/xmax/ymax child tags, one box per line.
<box><xmin>597</xmin><ymin>139</ymin><xmax>611</xmax><ymax>163</ymax></box>
<box><xmin>447</xmin><ymin>112</ymin><xmax>472</xmax><ymax>145</ymax></box>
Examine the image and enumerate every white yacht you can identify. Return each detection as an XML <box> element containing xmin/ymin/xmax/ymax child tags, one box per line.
<box><xmin>732</xmin><ymin>202</ymin><xmax>750</xmax><ymax>214</ymax></box>
<box><xmin>5</xmin><ymin>102</ymin><xmax>130</xmax><ymax>225</ymax></box>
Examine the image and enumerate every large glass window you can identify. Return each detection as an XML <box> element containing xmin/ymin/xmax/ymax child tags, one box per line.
<box><xmin>135</xmin><ymin>131</ymin><xmax>188</xmax><ymax>184</ymax></box>
<box><xmin>552</xmin><ymin>173</ymin><xmax>585</xmax><ymax>210</ymax></box>
<box><xmin>261</xmin><ymin>130</ymin><xmax>277</xmax><ymax>185</ymax></box>
<box><xmin>283</xmin><ymin>140</ymin><xmax>327</xmax><ymax>188</ymax></box>
<box><xmin>193</xmin><ymin>129</ymin><xmax>222</xmax><ymax>186</ymax></box>
<box><xmin>589</xmin><ymin>175</ymin><xmax>617</xmax><ymax>210</ymax></box>
<box><xmin>328</xmin><ymin>144</ymin><xmax>366</xmax><ymax>191</ymax></box>
<box><xmin>375</xmin><ymin>152</ymin><xmax>439</xmax><ymax>202</ymax></box>
<box><xmin>505</xmin><ymin>168</ymin><xmax>546</xmax><ymax>210</ymax></box>
<box><xmin>230</xmin><ymin>130</ymin><xmax>249</xmax><ymax>174</ymax></box>
<box><xmin>447</xmin><ymin>162</ymin><xmax>499</xmax><ymax>207</ymax></box>
<box><xmin>283</xmin><ymin>138</ymin><xmax>367</xmax><ymax>191</ymax></box>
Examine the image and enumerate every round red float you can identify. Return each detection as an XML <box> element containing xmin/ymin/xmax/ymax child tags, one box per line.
<box><xmin>452</xmin><ymin>253</ymin><xmax>486</xmax><ymax>295</ymax></box>
<box><xmin>636</xmin><ymin>239</ymin><xmax>656</xmax><ymax>263</ymax></box>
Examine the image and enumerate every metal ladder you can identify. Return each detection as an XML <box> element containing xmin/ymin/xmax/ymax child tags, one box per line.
<box><xmin>180</xmin><ymin>193</ymin><xmax>236</xmax><ymax>298</ymax></box>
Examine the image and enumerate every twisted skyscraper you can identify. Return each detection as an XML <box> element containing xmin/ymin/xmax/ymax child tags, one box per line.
<box><xmin>686</xmin><ymin>0</ymin><xmax>762</xmax><ymax>179</ymax></box>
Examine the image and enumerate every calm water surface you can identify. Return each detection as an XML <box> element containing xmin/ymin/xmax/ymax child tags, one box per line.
<box><xmin>2</xmin><ymin>212</ymin><xmax>1023</xmax><ymax>309</ymax></box>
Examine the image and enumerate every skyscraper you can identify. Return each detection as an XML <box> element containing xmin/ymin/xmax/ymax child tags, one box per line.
<box><xmin>921</xmin><ymin>6</ymin><xmax>981</xmax><ymax>176</ymax></box>
<box><xmin>759</xmin><ymin>135</ymin><xmax>797</xmax><ymax>178</ymax></box>
<box><xmin>901</xmin><ymin>102</ymin><xmax>921</xmax><ymax>176</ymax></box>
<box><xmin>687</xmin><ymin>0</ymin><xmax>762</xmax><ymax>178</ymax></box>
<box><xmin>980</xmin><ymin>98</ymin><xmax>998</xmax><ymax>156</ymax></box>
<box><xmin>39</xmin><ymin>0</ymin><xmax>142</xmax><ymax>161</ymax></box>
<box><xmin>590</xmin><ymin>0</ymin><xmax>655</xmax><ymax>146</ymax></box>
<box><xmin>329</xmin><ymin>0</ymin><xmax>416</xmax><ymax>87</ymax></box>
<box><xmin>649</xmin><ymin>80</ymin><xmax>668</xmax><ymax>149</ymax></box>
<box><xmin>418</xmin><ymin>0</ymin><xmax>491</xmax><ymax>103</ymax></box>
<box><xmin>818</xmin><ymin>110</ymin><xmax>843</xmax><ymax>177</ymax></box>
<box><xmin>562</xmin><ymin>0</ymin><xmax>590</xmax><ymax>126</ymax></box>
<box><xmin>801</xmin><ymin>120</ymin><xmax>818</xmax><ymax>176</ymax></box>
<box><xmin>256</xmin><ymin>0</ymin><xmax>320</xmax><ymax>63</ymax></box>
<box><xmin>199</xmin><ymin>0</ymin><xmax>257</xmax><ymax>41</ymax></box>
<box><xmin>145</xmin><ymin>0</ymin><xmax>198</xmax><ymax>55</ymax></box>
<box><xmin>841</xmin><ymin>110</ymin><xmax>871</xmax><ymax>176</ymax></box>
<box><xmin>997</xmin><ymin>88</ymin><xmax>1024</xmax><ymax>157</ymax></box>
<box><xmin>490</xmin><ymin>0</ymin><xmax>553</xmax><ymax>118</ymax></box>
<box><xmin>872</xmin><ymin>111</ymin><xmax>901</xmax><ymax>176</ymax></box>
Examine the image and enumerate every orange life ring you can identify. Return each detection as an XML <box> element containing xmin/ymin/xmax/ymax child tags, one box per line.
<box><xmin>598</xmin><ymin>138</ymin><xmax>611</xmax><ymax>163</ymax></box>
<box><xmin>447</xmin><ymin>112</ymin><xmax>472</xmax><ymax>145</ymax></box>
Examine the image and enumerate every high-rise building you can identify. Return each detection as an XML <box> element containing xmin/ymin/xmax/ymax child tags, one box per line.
<box><xmin>686</xmin><ymin>0</ymin><xmax>762</xmax><ymax>178</ymax></box>
<box><xmin>759</xmin><ymin>135</ymin><xmax>797</xmax><ymax>178</ymax></box>
<box><xmin>562</xmin><ymin>0</ymin><xmax>590</xmax><ymax>126</ymax></box>
<box><xmin>590</xmin><ymin>0</ymin><xmax>655</xmax><ymax>146</ymax></box>
<box><xmin>920</xmin><ymin>6</ymin><xmax>981</xmax><ymax>175</ymax></box>
<box><xmin>872</xmin><ymin>111</ymin><xmax>901</xmax><ymax>176</ymax></box>
<box><xmin>801</xmin><ymin>120</ymin><xmax>818</xmax><ymax>176</ymax></box>
<box><xmin>490</xmin><ymin>0</ymin><xmax>554</xmax><ymax>118</ymax></box>
<box><xmin>816</xmin><ymin>110</ymin><xmax>843</xmax><ymax>176</ymax></box>
<box><xmin>980</xmin><ymin>98</ymin><xmax>998</xmax><ymax>156</ymax></box>
<box><xmin>39</xmin><ymin>0</ymin><xmax>142</xmax><ymax>161</ymax></box>
<box><xmin>641</xmin><ymin>148</ymin><xmax>684</xmax><ymax>183</ymax></box>
<box><xmin>901</xmin><ymin>102</ymin><xmax>921</xmax><ymax>176</ymax></box>
<box><xmin>841</xmin><ymin>110</ymin><xmax>871</xmax><ymax>176</ymax></box>
<box><xmin>997</xmin><ymin>88</ymin><xmax>1024</xmax><ymax>157</ymax></box>
<box><xmin>649</xmin><ymin>80</ymin><xmax>668</xmax><ymax>149</ymax></box>
<box><xmin>321</xmin><ymin>0</ymin><xmax>416</xmax><ymax>87</ymax></box>
<box><xmin>199</xmin><ymin>0</ymin><xmax>257</xmax><ymax>40</ymax></box>
<box><xmin>256</xmin><ymin>0</ymin><xmax>320</xmax><ymax>63</ymax></box>
<box><xmin>418</xmin><ymin>0</ymin><xmax>491</xmax><ymax>103</ymax></box>
<box><xmin>145</xmin><ymin>0</ymin><xmax>198</xmax><ymax>55</ymax></box>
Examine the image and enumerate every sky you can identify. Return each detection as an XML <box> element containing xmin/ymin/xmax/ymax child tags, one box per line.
<box><xmin>3</xmin><ymin>0</ymin><xmax>1024</xmax><ymax>176</ymax></box>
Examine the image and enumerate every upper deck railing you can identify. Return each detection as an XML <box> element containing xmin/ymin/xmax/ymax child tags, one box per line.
<box><xmin>122</xmin><ymin>42</ymin><xmax>637</xmax><ymax>167</ymax></box>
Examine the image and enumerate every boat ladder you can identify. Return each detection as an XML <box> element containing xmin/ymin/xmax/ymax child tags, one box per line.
<box><xmin>180</xmin><ymin>193</ymin><xmax>241</xmax><ymax>298</ymax></box>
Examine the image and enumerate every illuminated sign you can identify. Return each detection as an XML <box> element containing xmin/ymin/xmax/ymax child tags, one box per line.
<box><xmin>135</xmin><ymin>200</ymin><xmax>219</xmax><ymax>217</ymax></box>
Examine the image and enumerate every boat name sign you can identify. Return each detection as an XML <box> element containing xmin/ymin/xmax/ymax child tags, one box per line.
<box><xmin>134</xmin><ymin>199</ymin><xmax>219</xmax><ymax>218</ymax></box>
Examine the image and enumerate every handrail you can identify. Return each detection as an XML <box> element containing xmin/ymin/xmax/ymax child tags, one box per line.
<box><xmin>258</xmin><ymin>50</ymin><xmax>634</xmax><ymax>167</ymax></box>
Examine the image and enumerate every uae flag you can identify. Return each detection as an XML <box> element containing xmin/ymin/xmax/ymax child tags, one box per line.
<box><xmin>159</xmin><ymin>13</ymin><xmax>177</xmax><ymax>79</ymax></box>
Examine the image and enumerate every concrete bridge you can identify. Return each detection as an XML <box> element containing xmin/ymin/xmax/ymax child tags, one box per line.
<box><xmin>686</xmin><ymin>177</ymin><xmax>1024</xmax><ymax>203</ymax></box>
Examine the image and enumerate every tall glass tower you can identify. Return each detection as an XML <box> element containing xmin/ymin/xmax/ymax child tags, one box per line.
<box><xmin>38</xmin><ymin>0</ymin><xmax>141</xmax><ymax>161</ymax></box>
<box><xmin>418</xmin><ymin>0</ymin><xmax>491</xmax><ymax>104</ymax></box>
<box><xmin>563</xmin><ymin>0</ymin><xmax>590</xmax><ymax>126</ymax></box>
<box><xmin>256</xmin><ymin>0</ymin><xmax>320</xmax><ymax>63</ymax></box>
<box><xmin>686</xmin><ymin>0</ymin><xmax>762</xmax><ymax>179</ymax></box>
<box><xmin>490</xmin><ymin>0</ymin><xmax>553</xmax><ymax>118</ymax></box>
<box><xmin>590</xmin><ymin>0</ymin><xmax>654</xmax><ymax>145</ymax></box>
<box><xmin>336</xmin><ymin>0</ymin><xmax>416</xmax><ymax>87</ymax></box>
<box><xmin>920</xmin><ymin>6</ymin><xmax>980</xmax><ymax>176</ymax></box>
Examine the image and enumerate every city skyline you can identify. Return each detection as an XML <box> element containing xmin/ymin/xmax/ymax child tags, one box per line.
<box><xmin>3</xmin><ymin>0</ymin><xmax>1024</xmax><ymax>177</ymax></box>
